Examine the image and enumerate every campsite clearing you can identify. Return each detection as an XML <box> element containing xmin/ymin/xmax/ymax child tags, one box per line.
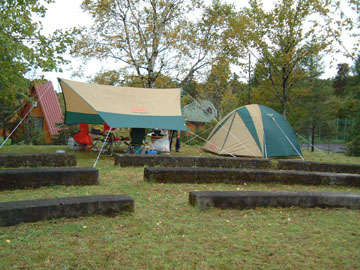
<box><xmin>0</xmin><ymin>145</ymin><xmax>359</xmax><ymax>269</ymax></box>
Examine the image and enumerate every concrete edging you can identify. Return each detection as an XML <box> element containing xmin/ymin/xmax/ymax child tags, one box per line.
<box><xmin>115</xmin><ymin>154</ymin><xmax>272</xmax><ymax>169</ymax></box>
<box><xmin>115</xmin><ymin>154</ymin><xmax>360</xmax><ymax>175</ymax></box>
<box><xmin>0</xmin><ymin>167</ymin><xmax>99</xmax><ymax>190</ymax></box>
<box><xmin>0</xmin><ymin>194</ymin><xmax>134</xmax><ymax>226</ymax></box>
<box><xmin>189</xmin><ymin>190</ymin><xmax>360</xmax><ymax>210</ymax></box>
<box><xmin>0</xmin><ymin>153</ymin><xmax>77</xmax><ymax>168</ymax></box>
<box><xmin>144</xmin><ymin>167</ymin><xmax>360</xmax><ymax>187</ymax></box>
<box><xmin>277</xmin><ymin>159</ymin><xmax>360</xmax><ymax>174</ymax></box>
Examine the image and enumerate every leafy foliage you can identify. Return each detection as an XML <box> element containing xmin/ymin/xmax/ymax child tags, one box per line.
<box><xmin>73</xmin><ymin>0</ymin><xmax>238</xmax><ymax>88</ymax></box>
<box><xmin>0</xmin><ymin>0</ymin><xmax>75</xmax><ymax>142</ymax></box>
<box><xmin>51</xmin><ymin>123</ymin><xmax>79</xmax><ymax>145</ymax></box>
<box><xmin>242</xmin><ymin>0</ymin><xmax>331</xmax><ymax>118</ymax></box>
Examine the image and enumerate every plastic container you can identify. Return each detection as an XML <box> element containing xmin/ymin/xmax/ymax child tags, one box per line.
<box><xmin>67</xmin><ymin>137</ymin><xmax>80</xmax><ymax>150</ymax></box>
<box><xmin>146</xmin><ymin>149</ymin><xmax>157</xmax><ymax>155</ymax></box>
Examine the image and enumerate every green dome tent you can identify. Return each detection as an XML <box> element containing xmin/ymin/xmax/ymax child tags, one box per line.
<box><xmin>203</xmin><ymin>104</ymin><xmax>303</xmax><ymax>158</ymax></box>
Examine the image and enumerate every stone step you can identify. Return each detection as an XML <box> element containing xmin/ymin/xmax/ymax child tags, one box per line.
<box><xmin>189</xmin><ymin>190</ymin><xmax>360</xmax><ymax>210</ymax></box>
<box><xmin>144</xmin><ymin>167</ymin><xmax>360</xmax><ymax>187</ymax></box>
<box><xmin>115</xmin><ymin>154</ymin><xmax>360</xmax><ymax>175</ymax></box>
<box><xmin>277</xmin><ymin>159</ymin><xmax>360</xmax><ymax>174</ymax></box>
<box><xmin>0</xmin><ymin>167</ymin><xmax>99</xmax><ymax>190</ymax></box>
<box><xmin>0</xmin><ymin>153</ymin><xmax>77</xmax><ymax>168</ymax></box>
<box><xmin>0</xmin><ymin>194</ymin><xmax>134</xmax><ymax>226</ymax></box>
<box><xmin>115</xmin><ymin>154</ymin><xmax>271</xmax><ymax>169</ymax></box>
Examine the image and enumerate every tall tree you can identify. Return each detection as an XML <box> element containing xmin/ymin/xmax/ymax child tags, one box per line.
<box><xmin>342</xmin><ymin>54</ymin><xmax>360</xmax><ymax>156</ymax></box>
<box><xmin>73</xmin><ymin>0</ymin><xmax>236</xmax><ymax>88</ymax></box>
<box><xmin>201</xmin><ymin>58</ymin><xmax>231</xmax><ymax>116</ymax></box>
<box><xmin>317</xmin><ymin>0</ymin><xmax>360</xmax><ymax>60</ymax></box>
<box><xmin>240</xmin><ymin>0</ymin><xmax>330</xmax><ymax>118</ymax></box>
<box><xmin>0</xmin><ymin>0</ymin><xmax>73</xmax><ymax>139</ymax></box>
<box><xmin>333</xmin><ymin>63</ymin><xmax>350</xmax><ymax>97</ymax></box>
<box><xmin>298</xmin><ymin>54</ymin><xmax>333</xmax><ymax>151</ymax></box>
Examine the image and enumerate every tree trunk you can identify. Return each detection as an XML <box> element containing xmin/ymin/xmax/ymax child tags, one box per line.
<box><xmin>281</xmin><ymin>100</ymin><xmax>287</xmax><ymax>119</ymax></box>
<box><xmin>311</xmin><ymin>123</ymin><xmax>315</xmax><ymax>152</ymax></box>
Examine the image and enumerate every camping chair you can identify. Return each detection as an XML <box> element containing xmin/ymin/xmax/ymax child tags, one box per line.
<box><xmin>90</xmin><ymin>123</ymin><xmax>128</xmax><ymax>155</ymax></box>
<box><xmin>126</xmin><ymin>128</ymin><xmax>146</xmax><ymax>154</ymax></box>
<box><xmin>73</xmin><ymin>123</ymin><xmax>92</xmax><ymax>152</ymax></box>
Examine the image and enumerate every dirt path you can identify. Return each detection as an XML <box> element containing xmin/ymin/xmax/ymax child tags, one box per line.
<box><xmin>301</xmin><ymin>143</ymin><xmax>347</xmax><ymax>153</ymax></box>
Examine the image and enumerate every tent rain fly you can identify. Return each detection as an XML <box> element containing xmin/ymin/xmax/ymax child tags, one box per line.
<box><xmin>59</xmin><ymin>78</ymin><xmax>188</xmax><ymax>131</ymax></box>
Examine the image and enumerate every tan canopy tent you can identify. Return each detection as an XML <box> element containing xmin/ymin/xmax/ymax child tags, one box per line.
<box><xmin>59</xmin><ymin>78</ymin><xmax>188</xmax><ymax>131</ymax></box>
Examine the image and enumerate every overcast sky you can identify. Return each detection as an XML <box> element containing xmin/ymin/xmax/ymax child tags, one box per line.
<box><xmin>39</xmin><ymin>0</ymin><xmax>356</xmax><ymax>92</ymax></box>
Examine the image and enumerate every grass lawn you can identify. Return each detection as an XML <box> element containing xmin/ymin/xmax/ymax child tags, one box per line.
<box><xmin>0</xmin><ymin>145</ymin><xmax>359</xmax><ymax>270</ymax></box>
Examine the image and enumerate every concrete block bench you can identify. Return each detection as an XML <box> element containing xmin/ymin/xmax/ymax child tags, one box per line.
<box><xmin>115</xmin><ymin>154</ymin><xmax>272</xmax><ymax>169</ymax></box>
<box><xmin>144</xmin><ymin>167</ymin><xmax>360</xmax><ymax>187</ymax></box>
<box><xmin>277</xmin><ymin>160</ymin><xmax>360</xmax><ymax>174</ymax></box>
<box><xmin>189</xmin><ymin>190</ymin><xmax>360</xmax><ymax>210</ymax></box>
<box><xmin>0</xmin><ymin>194</ymin><xmax>134</xmax><ymax>226</ymax></box>
<box><xmin>0</xmin><ymin>153</ymin><xmax>77</xmax><ymax>168</ymax></box>
<box><xmin>0</xmin><ymin>167</ymin><xmax>99</xmax><ymax>190</ymax></box>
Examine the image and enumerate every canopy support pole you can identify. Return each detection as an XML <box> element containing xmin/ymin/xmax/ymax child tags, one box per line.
<box><xmin>272</xmin><ymin>118</ymin><xmax>304</xmax><ymax>160</ymax></box>
<box><xmin>93</xmin><ymin>127</ymin><xmax>112</xmax><ymax>168</ymax></box>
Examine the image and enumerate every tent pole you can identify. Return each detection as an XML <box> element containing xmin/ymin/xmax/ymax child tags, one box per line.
<box><xmin>93</xmin><ymin>127</ymin><xmax>112</xmax><ymax>168</ymax></box>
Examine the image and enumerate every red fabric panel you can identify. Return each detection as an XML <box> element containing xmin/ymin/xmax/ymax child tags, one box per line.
<box><xmin>104</xmin><ymin>122</ymin><xmax>115</xmax><ymax>131</ymax></box>
<box><xmin>74</xmin><ymin>133</ymin><xmax>92</xmax><ymax>145</ymax></box>
<box><xmin>79</xmin><ymin>123</ymin><xmax>89</xmax><ymax>134</ymax></box>
<box><xmin>74</xmin><ymin>123</ymin><xmax>91</xmax><ymax>145</ymax></box>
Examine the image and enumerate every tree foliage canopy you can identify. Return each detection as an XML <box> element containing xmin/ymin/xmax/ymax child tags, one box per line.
<box><xmin>73</xmin><ymin>0</ymin><xmax>238</xmax><ymax>88</ymax></box>
<box><xmin>239</xmin><ymin>0</ymin><xmax>331</xmax><ymax>118</ymax></box>
<box><xmin>0</xmin><ymin>0</ymin><xmax>75</xmax><ymax>140</ymax></box>
<box><xmin>0</xmin><ymin>0</ymin><xmax>73</xmax><ymax>102</ymax></box>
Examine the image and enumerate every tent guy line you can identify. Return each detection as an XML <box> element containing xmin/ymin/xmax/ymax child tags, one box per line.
<box><xmin>0</xmin><ymin>84</ymin><xmax>54</xmax><ymax>149</ymax></box>
<box><xmin>270</xmin><ymin>116</ymin><xmax>304</xmax><ymax>160</ymax></box>
<box><xmin>181</xmin><ymin>88</ymin><xmax>257</xmax><ymax>156</ymax></box>
<box><xmin>187</xmin><ymin>130</ymin><xmax>237</xmax><ymax>158</ymax></box>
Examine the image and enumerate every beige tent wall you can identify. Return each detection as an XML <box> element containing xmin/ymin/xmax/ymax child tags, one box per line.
<box><xmin>246</xmin><ymin>104</ymin><xmax>264</xmax><ymax>153</ymax></box>
<box><xmin>203</xmin><ymin>111</ymin><xmax>263</xmax><ymax>157</ymax></box>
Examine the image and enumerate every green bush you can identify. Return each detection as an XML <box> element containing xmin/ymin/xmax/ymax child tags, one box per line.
<box><xmin>347</xmin><ymin>120</ymin><xmax>360</xmax><ymax>156</ymax></box>
<box><xmin>51</xmin><ymin>123</ymin><xmax>79</xmax><ymax>145</ymax></box>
